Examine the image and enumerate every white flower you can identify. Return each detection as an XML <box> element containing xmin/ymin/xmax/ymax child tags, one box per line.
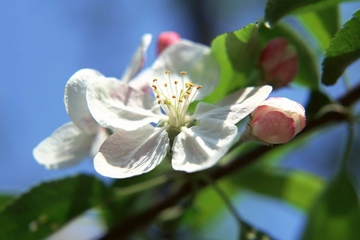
<box><xmin>33</xmin><ymin>34</ymin><xmax>152</xmax><ymax>169</ymax></box>
<box><xmin>87</xmin><ymin>39</ymin><xmax>273</xmax><ymax>178</ymax></box>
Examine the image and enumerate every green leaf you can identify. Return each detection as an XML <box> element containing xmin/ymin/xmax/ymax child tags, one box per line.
<box><xmin>0</xmin><ymin>175</ymin><xmax>107</xmax><ymax>240</ymax></box>
<box><xmin>301</xmin><ymin>170</ymin><xmax>360</xmax><ymax>240</ymax></box>
<box><xmin>180</xmin><ymin>178</ymin><xmax>238</xmax><ymax>230</ymax></box>
<box><xmin>265</xmin><ymin>0</ymin><xmax>357</xmax><ymax>26</ymax></box>
<box><xmin>232</xmin><ymin>168</ymin><xmax>325</xmax><ymax>211</ymax></box>
<box><xmin>297</xmin><ymin>6</ymin><xmax>339</xmax><ymax>51</ymax></box>
<box><xmin>202</xmin><ymin>23</ymin><xmax>262</xmax><ymax>104</ymax></box>
<box><xmin>0</xmin><ymin>194</ymin><xmax>13</xmax><ymax>210</ymax></box>
<box><xmin>322</xmin><ymin>9</ymin><xmax>360</xmax><ymax>85</ymax></box>
<box><xmin>258</xmin><ymin>23</ymin><xmax>319</xmax><ymax>89</ymax></box>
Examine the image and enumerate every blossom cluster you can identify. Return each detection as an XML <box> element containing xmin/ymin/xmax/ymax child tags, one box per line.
<box><xmin>34</xmin><ymin>33</ymin><xmax>305</xmax><ymax>178</ymax></box>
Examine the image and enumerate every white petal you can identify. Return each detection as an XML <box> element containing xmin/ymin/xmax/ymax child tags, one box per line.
<box><xmin>87</xmin><ymin>77</ymin><xmax>162</xmax><ymax>131</ymax></box>
<box><xmin>216</xmin><ymin>85</ymin><xmax>273</xmax><ymax>107</ymax></box>
<box><xmin>94</xmin><ymin>125</ymin><xmax>169</xmax><ymax>178</ymax></box>
<box><xmin>151</xmin><ymin>39</ymin><xmax>220</xmax><ymax>100</ymax></box>
<box><xmin>258</xmin><ymin>97</ymin><xmax>305</xmax><ymax>113</ymax></box>
<box><xmin>193</xmin><ymin>102</ymin><xmax>217</xmax><ymax>115</ymax></box>
<box><xmin>128</xmin><ymin>67</ymin><xmax>154</xmax><ymax>94</ymax></box>
<box><xmin>122</xmin><ymin>34</ymin><xmax>152</xmax><ymax>83</ymax></box>
<box><xmin>194</xmin><ymin>85</ymin><xmax>272</xmax><ymax>124</ymax></box>
<box><xmin>33</xmin><ymin>122</ymin><xmax>95</xmax><ymax>169</ymax></box>
<box><xmin>64</xmin><ymin>69</ymin><xmax>103</xmax><ymax>135</ymax></box>
<box><xmin>172</xmin><ymin>119</ymin><xmax>238</xmax><ymax>172</ymax></box>
<box><xmin>89</xmin><ymin>128</ymin><xmax>110</xmax><ymax>158</ymax></box>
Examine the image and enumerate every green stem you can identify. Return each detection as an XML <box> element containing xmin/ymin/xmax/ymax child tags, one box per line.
<box><xmin>340</xmin><ymin>70</ymin><xmax>354</xmax><ymax>171</ymax></box>
<box><xmin>354</xmin><ymin>115</ymin><xmax>360</xmax><ymax>122</ymax></box>
<box><xmin>341</xmin><ymin>121</ymin><xmax>354</xmax><ymax>171</ymax></box>
<box><xmin>342</xmin><ymin>71</ymin><xmax>352</xmax><ymax>91</ymax></box>
<box><xmin>113</xmin><ymin>173</ymin><xmax>171</xmax><ymax>197</ymax></box>
<box><xmin>199</xmin><ymin>173</ymin><xmax>251</xmax><ymax>239</ymax></box>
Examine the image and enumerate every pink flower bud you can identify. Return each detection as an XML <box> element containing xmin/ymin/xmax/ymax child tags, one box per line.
<box><xmin>157</xmin><ymin>31</ymin><xmax>181</xmax><ymax>55</ymax></box>
<box><xmin>259</xmin><ymin>38</ymin><xmax>298</xmax><ymax>89</ymax></box>
<box><xmin>245</xmin><ymin>97</ymin><xmax>306</xmax><ymax>144</ymax></box>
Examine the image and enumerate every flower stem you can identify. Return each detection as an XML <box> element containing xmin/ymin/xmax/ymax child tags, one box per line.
<box><xmin>199</xmin><ymin>173</ymin><xmax>256</xmax><ymax>239</ymax></box>
<box><xmin>340</xmin><ymin>71</ymin><xmax>354</xmax><ymax>171</ymax></box>
<box><xmin>113</xmin><ymin>173</ymin><xmax>171</xmax><ymax>197</ymax></box>
<box><xmin>342</xmin><ymin>71</ymin><xmax>352</xmax><ymax>91</ymax></box>
<box><xmin>341</xmin><ymin>121</ymin><xmax>354</xmax><ymax>172</ymax></box>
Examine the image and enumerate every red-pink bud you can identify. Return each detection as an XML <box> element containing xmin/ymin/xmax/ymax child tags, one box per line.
<box><xmin>157</xmin><ymin>31</ymin><xmax>181</xmax><ymax>55</ymax></box>
<box><xmin>245</xmin><ymin>97</ymin><xmax>306</xmax><ymax>144</ymax></box>
<box><xmin>259</xmin><ymin>38</ymin><xmax>298</xmax><ymax>89</ymax></box>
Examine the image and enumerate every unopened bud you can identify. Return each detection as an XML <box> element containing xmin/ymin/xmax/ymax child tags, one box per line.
<box><xmin>157</xmin><ymin>31</ymin><xmax>181</xmax><ymax>55</ymax></box>
<box><xmin>243</xmin><ymin>97</ymin><xmax>306</xmax><ymax>145</ymax></box>
<box><xmin>259</xmin><ymin>38</ymin><xmax>298</xmax><ymax>89</ymax></box>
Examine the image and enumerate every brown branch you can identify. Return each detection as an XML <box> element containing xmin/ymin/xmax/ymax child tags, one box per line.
<box><xmin>100</xmin><ymin>82</ymin><xmax>360</xmax><ymax>240</ymax></box>
<box><xmin>338</xmin><ymin>82</ymin><xmax>360</xmax><ymax>107</ymax></box>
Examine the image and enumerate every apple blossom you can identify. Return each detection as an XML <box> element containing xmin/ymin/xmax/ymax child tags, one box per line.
<box><xmin>33</xmin><ymin>34</ymin><xmax>152</xmax><ymax>169</ymax></box>
<box><xmin>259</xmin><ymin>38</ymin><xmax>298</xmax><ymax>88</ymax></box>
<box><xmin>242</xmin><ymin>97</ymin><xmax>306</xmax><ymax>145</ymax></box>
<box><xmin>87</xmin><ymin>39</ymin><xmax>273</xmax><ymax>178</ymax></box>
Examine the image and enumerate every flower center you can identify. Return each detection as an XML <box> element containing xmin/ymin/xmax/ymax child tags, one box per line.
<box><xmin>151</xmin><ymin>70</ymin><xmax>202</xmax><ymax>128</ymax></box>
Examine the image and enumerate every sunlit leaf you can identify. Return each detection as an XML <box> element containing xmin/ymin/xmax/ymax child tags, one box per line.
<box><xmin>297</xmin><ymin>6</ymin><xmax>339</xmax><ymax>50</ymax></box>
<box><xmin>0</xmin><ymin>175</ymin><xmax>107</xmax><ymax>240</ymax></box>
<box><xmin>232</xmin><ymin>168</ymin><xmax>324</xmax><ymax>211</ymax></box>
<box><xmin>202</xmin><ymin>23</ymin><xmax>261</xmax><ymax>104</ymax></box>
<box><xmin>258</xmin><ymin>23</ymin><xmax>319</xmax><ymax>89</ymax></box>
<box><xmin>265</xmin><ymin>0</ymin><xmax>356</xmax><ymax>26</ymax></box>
<box><xmin>322</xmin><ymin>9</ymin><xmax>360</xmax><ymax>85</ymax></box>
<box><xmin>301</xmin><ymin>170</ymin><xmax>360</xmax><ymax>240</ymax></box>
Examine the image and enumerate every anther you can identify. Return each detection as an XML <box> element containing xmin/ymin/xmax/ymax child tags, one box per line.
<box><xmin>174</xmin><ymin>81</ymin><xmax>178</xmax><ymax>84</ymax></box>
<box><xmin>153</xmin><ymin>79</ymin><xmax>157</xmax><ymax>82</ymax></box>
<box><xmin>152</xmin><ymin>85</ymin><xmax>157</xmax><ymax>89</ymax></box>
<box><xmin>180</xmin><ymin>71</ymin><xmax>186</xmax><ymax>75</ymax></box>
<box><xmin>164</xmin><ymin>83</ymin><xmax>168</xmax><ymax>87</ymax></box>
<box><xmin>158</xmin><ymin>100</ymin><xmax>162</xmax><ymax>104</ymax></box>
<box><xmin>197</xmin><ymin>85</ymin><xmax>202</xmax><ymax>89</ymax></box>
<box><xmin>172</xmin><ymin>95</ymin><xmax>176</xmax><ymax>98</ymax></box>
<box><xmin>165</xmin><ymin>70</ymin><xmax>171</xmax><ymax>74</ymax></box>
